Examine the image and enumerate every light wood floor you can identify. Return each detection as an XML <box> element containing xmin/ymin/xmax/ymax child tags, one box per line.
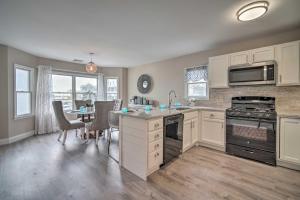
<box><xmin>0</xmin><ymin>131</ymin><xmax>300</xmax><ymax>200</ymax></box>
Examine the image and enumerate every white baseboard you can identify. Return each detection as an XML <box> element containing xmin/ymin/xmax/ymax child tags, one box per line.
<box><xmin>0</xmin><ymin>130</ymin><xmax>34</xmax><ymax>146</ymax></box>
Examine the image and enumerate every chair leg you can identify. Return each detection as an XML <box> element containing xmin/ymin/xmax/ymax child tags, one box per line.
<box><xmin>75</xmin><ymin>129</ymin><xmax>78</xmax><ymax>137</ymax></box>
<box><xmin>58</xmin><ymin>131</ymin><xmax>63</xmax><ymax>141</ymax></box>
<box><xmin>95</xmin><ymin>130</ymin><xmax>99</xmax><ymax>145</ymax></box>
<box><xmin>62</xmin><ymin>130</ymin><xmax>68</xmax><ymax>145</ymax></box>
<box><xmin>107</xmin><ymin>129</ymin><xmax>112</xmax><ymax>154</ymax></box>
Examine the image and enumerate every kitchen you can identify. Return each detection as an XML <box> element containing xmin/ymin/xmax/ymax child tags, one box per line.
<box><xmin>119</xmin><ymin>39</ymin><xmax>300</xmax><ymax>180</ymax></box>
<box><xmin>1</xmin><ymin>0</ymin><xmax>300</xmax><ymax>199</ymax></box>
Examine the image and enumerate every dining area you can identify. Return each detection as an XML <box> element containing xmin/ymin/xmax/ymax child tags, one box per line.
<box><xmin>51</xmin><ymin>99</ymin><xmax>123</xmax><ymax>160</ymax></box>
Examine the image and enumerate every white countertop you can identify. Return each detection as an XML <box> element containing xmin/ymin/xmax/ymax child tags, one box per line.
<box><xmin>115</xmin><ymin>106</ymin><xmax>228</xmax><ymax>120</ymax></box>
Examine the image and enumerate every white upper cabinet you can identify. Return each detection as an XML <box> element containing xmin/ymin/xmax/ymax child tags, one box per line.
<box><xmin>252</xmin><ymin>46</ymin><xmax>275</xmax><ymax>63</ymax></box>
<box><xmin>208</xmin><ymin>54</ymin><xmax>229</xmax><ymax>88</ymax></box>
<box><xmin>275</xmin><ymin>41</ymin><xmax>300</xmax><ymax>86</ymax></box>
<box><xmin>229</xmin><ymin>51</ymin><xmax>251</xmax><ymax>66</ymax></box>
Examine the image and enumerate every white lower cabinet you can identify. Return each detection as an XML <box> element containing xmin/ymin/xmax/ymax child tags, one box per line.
<box><xmin>183</xmin><ymin>111</ymin><xmax>199</xmax><ymax>152</ymax></box>
<box><xmin>280</xmin><ymin>118</ymin><xmax>300</xmax><ymax>164</ymax></box>
<box><xmin>200</xmin><ymin>111</ymin><xmax>225</xmax><ymax>150</ymax></box>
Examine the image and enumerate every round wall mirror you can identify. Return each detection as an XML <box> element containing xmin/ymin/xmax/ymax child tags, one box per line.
<box><xmin>137</xmin><ymin>74</ymin><xmax>152</xmax><ymax>94</ymax></box>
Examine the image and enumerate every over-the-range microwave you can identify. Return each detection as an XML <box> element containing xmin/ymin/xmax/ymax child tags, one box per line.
<box><xmin>228</xmin><ymin>61</ymin><xmax>276</xmax><ymax>86</ymax></box>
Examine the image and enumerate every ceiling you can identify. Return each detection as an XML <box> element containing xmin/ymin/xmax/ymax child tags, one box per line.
<box><xmin>0</xmin><ymin>0</ymin><xmax>300</xmax><ymax>67</ymax></box>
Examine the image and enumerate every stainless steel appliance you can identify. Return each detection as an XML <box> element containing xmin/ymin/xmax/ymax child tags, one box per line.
<box><xmin>226</xmin><ymin>96</ymin><xmax>277</xmax><ymax>165</ymax></box>
<box><xmin>228</xmin><ymin>61</ymin><xmax>276</xmax><ymax>86</ymax></box>
<box><xmin>163</xmin><ymin>114</ymin><xmax>183</xmax><ymax>165</ymax></box>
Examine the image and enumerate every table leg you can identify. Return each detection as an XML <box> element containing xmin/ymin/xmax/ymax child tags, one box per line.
<box><xmin>81</xmin><ymin>115</ymin><xmax>84</xmax><ymax>122</ymax></box>
<box><xmin>88</xmin><ymin>114</ymin><xmax>91</xmax><ymax>121</ymax></box>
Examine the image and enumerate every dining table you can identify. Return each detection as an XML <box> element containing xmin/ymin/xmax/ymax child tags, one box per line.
<box><xmin>67</xmin><ymin>110</ymin><xmax>95</xmax><ymax>122</ymax></box>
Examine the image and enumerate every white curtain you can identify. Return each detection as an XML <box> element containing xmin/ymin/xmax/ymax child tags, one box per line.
<box><xmin>97</xmin><ymin>73</ymin><xmax>105</xmax><ymax>101</ymax></box>
<box><xmin>35</xmin><ymin>65</ymin><xmax>58</xmax><ymax>134</ymax></box>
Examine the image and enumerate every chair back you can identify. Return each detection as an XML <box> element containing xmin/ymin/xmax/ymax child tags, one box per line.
<box><xmin>108</xmin><ymin>111</ymin><xmax>120</xmax><ymax>128</ymax></box>
<box><xmin>113</xmin><ymin>99</ymin><xmax>123</xmax><ymax>111</ymax></box>
<box><xmin>52</xmin><ymin>101</ymin><xmax>70</xmax><ymax>130</ymax></box>
<box><xmin>75</xmin><ymin>100</ymin><xmax>92</xmax><ymax>109</ymax></box>
<box><xmin>90</xmin><ymin>101</ymin><xmax>114</xmax><ymax>131</ymax></box>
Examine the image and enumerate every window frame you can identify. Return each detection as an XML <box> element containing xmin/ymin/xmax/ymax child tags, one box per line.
<box><xmin>51</xmin><ymin>70</ymin><xmax>99</xmax><ymax>110</ymax></box>
<box><xmin>104</xmin><ymin>77</ymin><xmax>119</xmax><ymax>101</ymax></box>
<box><xmin>75</xmin><ymin>75</ymin><xmax>98</xmax><ymax>104</ymax></box>
<box><xmin>14</xmin><ymin>64</ymin><xmax>35</xmax><ymax>119</ymax></box>
<box><xmin>184</xmin><ymin>65</ymin><xmax>209</xmax><ymax>100</ymax></box>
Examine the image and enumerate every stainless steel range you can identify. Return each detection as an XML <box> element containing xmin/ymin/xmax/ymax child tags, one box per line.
<box><xmin>226</xmin><ymin>96</ymin><xmax>277</xmax><ymax>165</ymax></box>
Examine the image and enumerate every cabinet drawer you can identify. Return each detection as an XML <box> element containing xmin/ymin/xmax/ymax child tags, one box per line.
<box><xmin>148</xmin><ymin>149</ymin><xmax>163</xmax><ymax>170</ymax></box>
<box><xmin>203</xmin><ymin>111</ymin><xmax>224</xmax><ymax>120</ymax></box>
<box><xmin>184</xmin><ymin>111</ymin><xmax>198</xmax><ymax>121</ymax></box>
<box><xmin>148</xmin><ymin>139</ymin><xmax>163</xmax><ymax>153</ymax></box>
<box><xmin>148</xmin><ymin>130</ymin><xmax>163</xmax><ymax>143</ymax></box>
<box><xmin>148</xmin><ymin>118</ymin><xmax>163</xmax><ymax>132</ymax></box>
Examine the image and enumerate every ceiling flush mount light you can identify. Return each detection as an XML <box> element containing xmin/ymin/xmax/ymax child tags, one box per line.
<box><xmin>237</xmin><ymin>1</ymin><xmax>269</xmax><ymax>22</ymax></box>
<box><xmin>85</xmin><ymin>53</ymin><xmax>97</xmax><ymax>73</ymax></box>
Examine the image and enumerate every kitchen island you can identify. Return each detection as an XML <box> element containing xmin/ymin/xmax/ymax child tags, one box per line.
<box><xmin>116</xmin><ymin>106</ymin><xmax>227</xmax><ymax>180</ymax></box>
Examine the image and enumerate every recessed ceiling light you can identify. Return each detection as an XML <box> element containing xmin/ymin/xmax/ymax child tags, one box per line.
<box><xmin>237</xmin><ymin>1</ymin><xmax>269</xmax><ymax>22</ymax></box>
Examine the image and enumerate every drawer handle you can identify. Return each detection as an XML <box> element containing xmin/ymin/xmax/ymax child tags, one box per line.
<box><xmin>155</xmin><ymin>134</ymin><xmax>160</xmax><ymax>138</ymax></box>
<box><xmin>155</xmin><ymin>144</ymin><xmax>160</xmax><ymax>148</ymax></box>
<box><xmin>154</xmin><ymin>123</ymin><xmax>160</xmax><ymax>128</ymax></box>
<box><xmin>155</xmin><ymin>152</ymin><xmax>160</xmax><ymax>157</ymax></box>
<box><xmin>210</xmin><ymin>114</ymin><xmax>214</xmax><ymax>118</ymax></box>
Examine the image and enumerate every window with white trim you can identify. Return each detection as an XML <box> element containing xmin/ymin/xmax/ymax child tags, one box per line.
<box><xmin>184</xmin><ymin>66</ymin><xmax>209</xmax><ymax>100</ymax></box>
<box><xmin>105</xmin><ymin>78</ymin><xmax>118</xmax><ymax>101</ymax></box>
<box><xmin>75</xmin><ymin>76</ymin><xmax>98</xmax><ymax>102</ymax></box>
<box><xmin>14</xmin><ymin>64</ymin><xmax>34</xmax><ymax>118</ymax></box>
<box><xmin>52</xmin><ymin>74</ymin><xmax>73</xmax><ymax>111</ymax></box>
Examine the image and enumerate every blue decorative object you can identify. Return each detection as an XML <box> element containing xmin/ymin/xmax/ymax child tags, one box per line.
<box><xmin>175</xmin><ymin>102</ymin><xmax>182</xmax><ymax>107</ymax></box>
<box><xmin>79</xmin><ymin>106</ymin><xmax>86</xmax><ymax>113</ymax></box>
<box><xmin>144</xmin><ymin>105</ymin><xmax>152</xmax><ymax>111</ymax></box>
<box><xmin>159</xmin><ymin>104</ymin><xmax>167</xmax><ymax>109</ymax></box>
<box><xmin>122</xmin><ymin>107</ymin><xmax>128</xmax><ymax>113</ymax></box>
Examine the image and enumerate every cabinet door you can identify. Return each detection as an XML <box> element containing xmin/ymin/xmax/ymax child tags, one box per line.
<box><xmin>229</xmin><ymin>51</ymin><xmax>251</xmax><ymax>66</ymax></box>
<box><xmin>183</xmin><ymin>120</ymin><xmax>192</xmax><ymax>151</ymax></box>
<box><xmin>252</xmin><ymin>46</ymin><xmax>275</xmax><ymax>63</ymax></box>
<box><xmin>208</xmin><ymin>55</ymin><xmax>229</xmax><ymax>88</ymax></box>
<box><xmin>276</xmin><ymin>41</ymin><xmax>300</xmax><ymax>86</ymax></box>
<box><xmin>201</xmin><ymin>119</ymin><xmax>224</xmax><ymax>147</ymax></box>
<box><xmin>191</xmin><ymin>119</ymin><xmax>199</xmax><ymax>144</ymax></box>
<box><xmin>280</xmin><ymin>118</ymin><xmax>300</xmax><ymax>164</ymax></box>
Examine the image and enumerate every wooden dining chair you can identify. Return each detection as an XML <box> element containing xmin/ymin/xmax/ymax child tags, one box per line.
<box><xmin>52</xmin><ymin>101</ymin><xmax>85</xmax><ymax>145</ymax></box>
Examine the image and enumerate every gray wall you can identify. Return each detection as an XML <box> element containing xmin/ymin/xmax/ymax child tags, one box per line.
<box><xmin>128</xmin><ymin>28</ymin><xmax>300</xmax><ymax>107</ymax></box>
<box><xmin>0</xmin><ymin>47</ymin><xmax>128</xmax><ymax>141</ymax></box>
<box><xmin>0</xmin><ymin>45</ymin><xmax>9</xmax><ymax>139</ymax></box>
<box><xmin>7</xmin><ymin>47</ymin><xmax>37</xmax><ymax>137</ymax></box>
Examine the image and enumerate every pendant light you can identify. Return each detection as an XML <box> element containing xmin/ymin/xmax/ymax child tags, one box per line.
<box><xmin>86</xmin><ymin>53</ymin><xmax>97</xmax><ymax>73</ymax></box>
<box><xmin>237</xmin><ymin>1</ymin><xmax>269</xmax><ymax>22</ymax></box>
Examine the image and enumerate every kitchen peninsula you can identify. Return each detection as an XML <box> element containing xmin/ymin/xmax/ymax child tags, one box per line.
<box><xmin>117</xmin><ymin>106</ymin><xmax>227</xmax><ymax>180</ymax></box>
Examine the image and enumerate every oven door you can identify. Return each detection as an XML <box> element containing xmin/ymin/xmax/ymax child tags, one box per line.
<box><xmin>226</xmin><ymin>117</ymin><xmax>276</xmax><ymax>152</ymax></box>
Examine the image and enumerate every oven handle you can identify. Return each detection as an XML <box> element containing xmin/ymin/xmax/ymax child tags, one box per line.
<box><xmin>226</xmin><ymin>116</ymin><xmax>276</xmax><ymax>132</ymax></box>
<box><xmin>226</xmin><ymin>116</ymin><xmax>276</xmax><ymax>123</ymax></box>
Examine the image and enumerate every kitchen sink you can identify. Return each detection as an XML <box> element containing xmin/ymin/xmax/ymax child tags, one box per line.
<box><xmin>175</xmin><ymin>107</ymin><xmax>191</xmax><ymax>111</ymax></box>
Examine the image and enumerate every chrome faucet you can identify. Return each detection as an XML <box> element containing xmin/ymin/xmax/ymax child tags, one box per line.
<box><xmin>168</xmin><ymin>90</ymin><xmax>177</xmax><ymax>109</ymax></box>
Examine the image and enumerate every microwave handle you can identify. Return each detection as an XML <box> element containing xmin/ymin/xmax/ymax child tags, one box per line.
<box><xmin>263</xmin><ymin>65</ymin><xmax>267</xmax><ymax>81</ymax></box>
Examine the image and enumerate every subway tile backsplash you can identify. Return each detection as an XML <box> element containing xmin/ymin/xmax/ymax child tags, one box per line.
<box><xmin>195</xmin><ymin>85</ymin><xmax>300</xmax><ymax>112</ymax></box>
